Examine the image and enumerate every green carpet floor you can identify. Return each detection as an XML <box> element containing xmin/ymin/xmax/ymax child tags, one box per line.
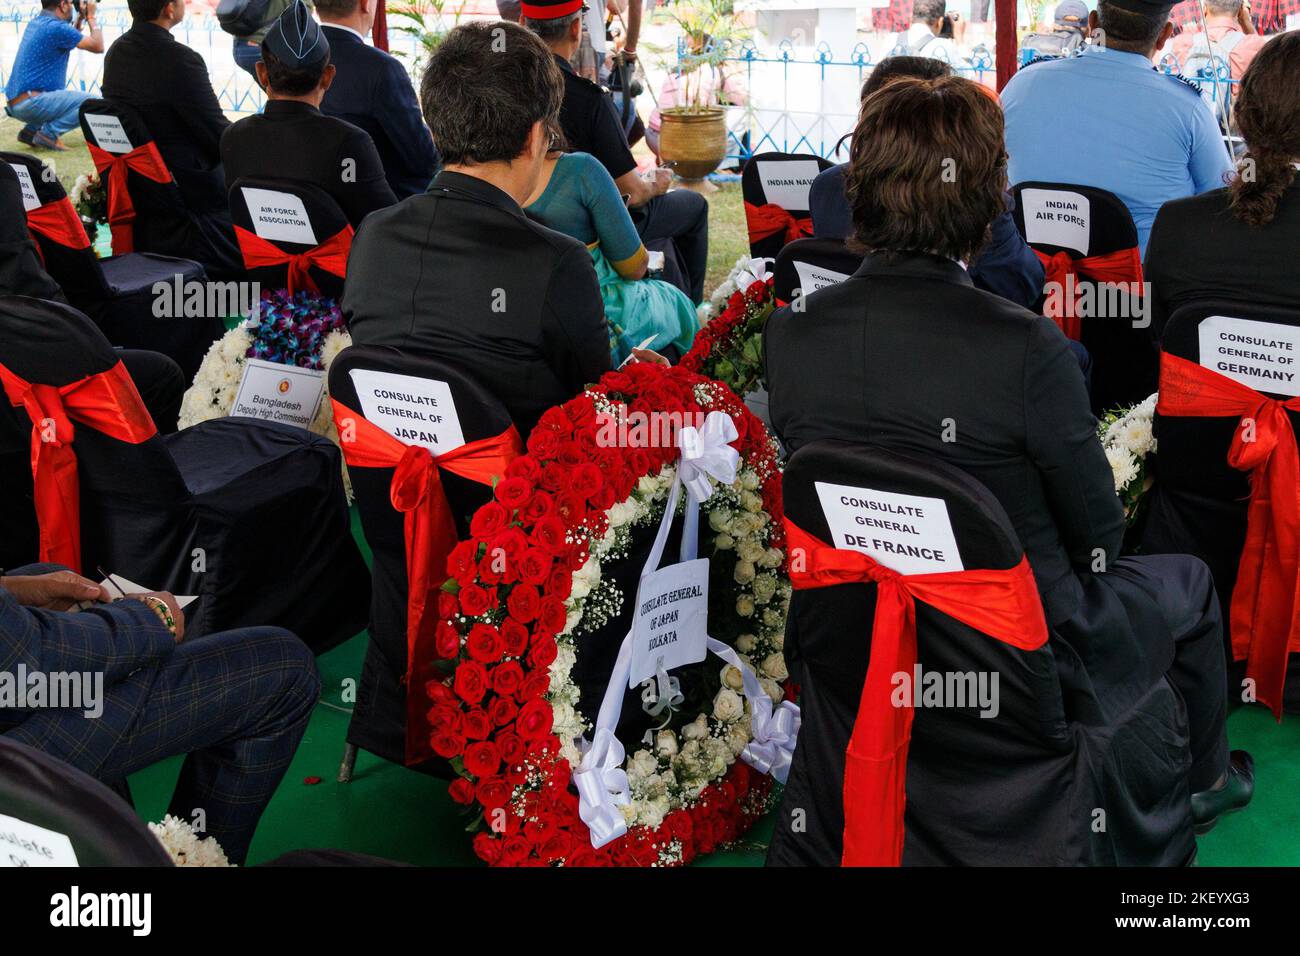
<box><xmin>126</xmin><ymin>509</ymin><xmax>1300</xmax><ymax>866</ymax></box>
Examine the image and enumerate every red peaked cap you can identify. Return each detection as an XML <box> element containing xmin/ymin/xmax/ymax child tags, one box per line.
<box><xmin>521</xmin><ymin>0</ymin><xmax>584</xmax><ymax>19</ymax></box>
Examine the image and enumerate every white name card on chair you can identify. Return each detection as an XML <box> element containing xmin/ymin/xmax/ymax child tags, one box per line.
<box><xmin>815</xmin><ymin>481</ymin><xmax>964</xmax><ymax>575</ymax></box>
<box><xmin>83</xmin><ymin>114</ymin><xmax>133</xmax><ymax>154</ymax></box>
<box><xmin>1021</xmin><ymin>188</ymin><xmax>1090</xmax><ymax>256</ymax></box>
<box><xmin>1198</xmin><ymin>315</ymin><xmax>1300</xmax><ymax>397</ymax></box>
<box><xmin>231</xmin><ymin>359</ymin><xmax>326</xmax><ymax>429</ymax></box>
<box><xmin>348</xmin><ymin>369</ymin><xmax>466</xmax><ymax>453</ymax></box>
<box><xmin>0</xmin><ymin>813</ymin><xmax>79</xmax><ymax>867</ymax></box>
<box><xmin>758</xmin><ymin>160</ymin><xmax>821</xmax><ymax>211</ymax></box>
<box><xmin>9</xmin><ymin>163</ymin><xmax>39</xmax><ymax>211</ymax></box>
<box><xmin>241</xmin><ymin>187</ymin><xmax>318</xmax><ymax>246</ymax></box>
<box><xmin>793</xmin><ymin>260</ymin><xmax>851</xmax><ymax>295</ymax></box>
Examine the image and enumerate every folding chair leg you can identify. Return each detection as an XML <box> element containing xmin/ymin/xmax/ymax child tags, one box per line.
<box><xmin>338</xmin><ymin>743</ymin><xmax>358</xmax><ymax>783</ymax></box>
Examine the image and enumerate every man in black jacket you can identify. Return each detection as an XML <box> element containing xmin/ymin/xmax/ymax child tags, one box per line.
<box><xmin>343</xmin><ymin>21</ymin><xmax>609</xmax><ymax>437</ymax></box>
<box><xmin>316</xmin><ymin>0</ymin><xmax>439</xmax><ymax>199</ymax></box>
<box><xmin>102</xmin><ymin>0</ymin><xmax>229</xmax><ymax>216</ymax></box>
<box><xmin>220</xmin><ymin>0</ymin><xmax>395</xmax><ymax>229</ymax></box>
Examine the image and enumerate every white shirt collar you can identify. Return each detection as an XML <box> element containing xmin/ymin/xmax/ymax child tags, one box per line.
<box><xmin>321</xmin><ymin>22</ymin><xmax>367</xmax><ymax>41</ymax></box>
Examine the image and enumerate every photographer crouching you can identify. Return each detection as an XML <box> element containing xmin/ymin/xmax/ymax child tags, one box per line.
<box><xmin>3</xmin><ymin>0</ymin><xmax>104</xmax><ymax>151</ymax></box>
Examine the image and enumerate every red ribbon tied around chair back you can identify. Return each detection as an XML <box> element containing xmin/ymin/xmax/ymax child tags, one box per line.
<box><xmin>87</xmin><ymin>141</ymin><xmax>173</xmax><ymax>255</ymax></box>
<box><xmin>1157</xmin><ymin>352</ymin><xmax>1300</xmax><ymax>718</ymax></box>
<box><xmin>234</xmin><ymin>224</ymin><xmax>354</xmax><ymax>296</ymax></box>
<box><xmin>26</xmin><ymin>196</ymin><xmax>91</xmax><ymax>251</ymax></box>
<box><xmin>0</xmin><ymin>360</ymin><xmax>157</xmax><ymax>574</ymax></box>
<box><xmin>783</xmin><ymin>519</ymin><xmax>1048</xmax><ymax>866</ymax></box>
<box><xmin>1034</xmin><ymin>246</ymin><xmax>1143</xmax><ymax>342</ymax></box>
<box><xmin>330</xmin><ymin>398</ymin><xmax>522</xmax><ymax>762</ymax></box>
<box><xmin>744</xmin><ymin>201</ymin><xmax>813</xmax><ymax>248</ymax></box>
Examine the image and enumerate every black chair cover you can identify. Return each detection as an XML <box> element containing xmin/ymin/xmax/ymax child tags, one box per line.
<box><xmin>1141</xmin><ymin>300</ymin><xmax>1300</xmax><ymax>711</ymax></box>
<box><xmin>0</xmin><ymin>163</ymin><xmax>63</xmax><ymax>303</ymax></box>
<box><xmin>772</xmin><ymin>237</ymin><xmax>864</xmax><ymax>304</ymax></box>
<box><xmin>77</xmin><ymin>99</ymin><xmax>243</xmax><ymax>281</ymax></box>
<box><xmin>328</xmin><ymin>346</ymin><xmax>515</xmax><ymax>770</ymax></box>
<box><xmin>2</xmin><ymin>151</ymin><xmax>219</xmax><ymax>380</ymax></box>
<box><xmin>0</xmin><ymin>737</ymin><xmax>173</xmax><ymax>866</ymax></box>
<box><xmin>767</xmin><ymin>440</ymin><xmax>1194</xmax><ymax>866</ymax></box>
<box><xmin>741</xmin><ymin>151</ymin><xmax>835</xmax><ymax>261</ymax></box>
<box><xmin>0</xmin><ymin>294</ymin><xmax>369</xmax><ymax>651</ymax></box>
<box><xmin>1010</xmin><ymin>181</ymin><xmax>1155</xmax><ymax>413</ymax></box>
<box><xmin>229</xmin><ymin>177</ymin><xmax>351</xmax><ymax>302</ymax></box>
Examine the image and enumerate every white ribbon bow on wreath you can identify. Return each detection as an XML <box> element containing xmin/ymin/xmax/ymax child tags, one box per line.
<box><xmin>571</xmin><ymin>410</ymin><xmax>801</xmax><ymax>849</ymax></box>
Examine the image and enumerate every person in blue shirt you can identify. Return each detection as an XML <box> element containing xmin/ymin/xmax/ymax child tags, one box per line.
<box><xmin>1001</xmin><ymin>0</ymin><xmax>1235</xmax><ymax>256</ymax></box>
<box><xmin>3</xmin><ymin>0</ymin><xmax>104</xmax><ymax>150</ymax></box>
<box><xmin>316</xmin><ymin>0</ymin><xmax>441</xmax><ymax>199</ymax></box>
<box><xmin>526</xmin><ymin>149</ymin><xmax>698</xmax><ymax>364</ymax></box>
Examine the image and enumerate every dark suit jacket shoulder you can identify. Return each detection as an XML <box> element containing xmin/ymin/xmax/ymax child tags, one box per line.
<box><xmin>1145</xmin><ymin>181</ymin><xmax>1300</xmax><ymax>339</ymax></box>
<box><xmin>764</xmin><ymin>251</ymin><xmax>1123</xmax><ymax>623</ymax></box>
<box><xmin>220</xmin><ymin>100</ymin><xmax>397</xmax><ymax>228</ymax></box>
<box><xmin>344</xmin><ymin>171</ymin><xmax>610</xmax><ymax>436</ymax></box>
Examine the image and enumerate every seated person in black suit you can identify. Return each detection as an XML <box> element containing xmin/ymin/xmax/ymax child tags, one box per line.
<box><xmin>316</xmin><ymin>0</ymin><xmax>439</xmax><ymax>199</ymax></box>
<box><xmin>809</xmin><ymin>56</ymin><xmax>1046</xmax><ymax>312</ymax></box>
<box><xmin>524</xmin><ymin>0</ymin><xmax>710</xmax><ymax>304</ymax></box>
<box><xmin>1145</xmin><ymin>32</ymin><xmax>1300</xmax><ymax>340</ymax></box>
<box><xmin>220</xmin><ymin>0</ymin><xmax>396</xmax><ymax>229</ymax></box>
<box><xmin>764</xmin><ymin>74</ymin><xmax>1253</xmax><ymax>836</ymax></box>
<box><xmin>344</xmin><ymin>21</ymin><xmax>610</xmax><ymax>438</ymax></box>
<box><xmin>102</xmin><ymin>0</ymin><xmax>230</xmax><ymax>217</ymax></box>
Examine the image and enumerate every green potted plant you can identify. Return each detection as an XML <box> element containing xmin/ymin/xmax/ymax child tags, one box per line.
<box><xmin>657</xmin><ymin>0</ymin><xmax>747</xmax><ymax>181</ymax></box>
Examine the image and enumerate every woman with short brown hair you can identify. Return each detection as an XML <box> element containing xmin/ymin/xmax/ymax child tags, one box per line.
<box><xmin>764</xmin><ymin>75</ymin><xmax>1248</xmax><ymax>867</ymax></box>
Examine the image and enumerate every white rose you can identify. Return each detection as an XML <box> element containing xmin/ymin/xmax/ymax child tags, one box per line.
<box><xmin>708</xmin><ymin>508</ymin><xmax>732</xmax><ymax>533</ymax></box>
<box><xmin>637</xmin><ymin>797</ymin><xmax>668</xmax><ymax>831</ymax></box>
<box><xmin>738</xmin><ymin>538</ymin><xmax>765</xmax><ymax>563</ymax></box>
<box><xmin>721</xmin><ymin>664</ymin><xmax>746</xmax><ymax>691</ymax></box>
<box><xmin>761</xmin><ymin>652</ymin><xmax>789</xmax><ymax>682</ymax></box>
<box><xmin>752</xmin><ymin>574</ymin><xmax>777</xmax><ymax>605</ymax></box>
<box><xmin>655</xmin><ymin>729</ymin><xmax>678</xmax><ymax>757</ymax></box>
<box><xmin>736</xmin><ymin>595</ymin><xmax>756</xmax><ymax>617</ymax></box>
<box><xmin>627</xmin><ymin>749</ymin><xmax>658</xmax><ymax>782</ymax></box>
<box><xmin>759</xmin><ymin>547</ymin><xmax>784</xmax><ymax>569</ymax></box>
<box><xmin>714</xmin><ymin>533</ymin><xmax>735</xmax><ymax>551</ymax></box>
<box><xmin>740</xmin><ymin>490</ymin><xmax>763</xmax><ymax>513</ymax></box>
<box><xmin>712</xmin><ymin>687</ymin><xmax>744</xmax><ymax>722</ymax></box>
<box><xmin>759</xmin><ymin>677</ymin><xmax>784</xmax><ymax>703</ymax></box>
<box><xmin>681</xmin><ymin>713</ymin><xmax>709</xmax><ymax>741</ymax></box>
<box><xmin>726</xmin><ymin>721</ymin><xmax>751</xmax><ymax>756</ymax></box>
<box><xmin>740</xmin><ymin>470</ymin><xmax>760</xmax><ymax>491</ymax></box>
<box><xmin>733</xmin><ymin>560</ymin><xmax>756</xmax><ymax>585</ymax></box>
<box><xmin>734</xmin><ymin>633</ymin><xmax>757</xmax><ymax>654</ymax></box>
<box><xmin>762</xmin><ymin>607</ymin><xmax>784</xmax><ymax>629</ymax></box>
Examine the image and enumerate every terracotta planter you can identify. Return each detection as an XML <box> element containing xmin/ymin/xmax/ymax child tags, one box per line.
<box><xmin>658</xmin><ymin>106</ymin><xmax>728</xmax><ymax>181</ymax></box>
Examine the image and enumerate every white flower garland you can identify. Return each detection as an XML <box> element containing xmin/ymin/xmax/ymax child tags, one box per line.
<box><xmin>148</xmin><ymin>815</ymin><xmax>232</xmax><ymax>867</ymax></box>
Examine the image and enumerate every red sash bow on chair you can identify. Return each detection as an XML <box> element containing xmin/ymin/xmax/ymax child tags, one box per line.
<box><xmin>234</xmin><ymin>225</ymin><xmax>354</xmax><ymax>296</ymax></box>
<box><xmin>0</xmin><ymin>360</ymin><xmax>157</xmax><ymax>574</ymax></box>
<box><xmin>26</xmin><ymin>197</ymin><xmax>92</xmax><ymax>251</ymax></box>
<box><xmin>744</xmin><ymin>201</ymin><xmax>813</xmax><ymax>248</ymax></box>
<box><xmin>1034</xmin><ymin>246</ymin><xmax>1143</xmax><ymax>341</ymax></box>
<box><xmin>783</xmin><ymin>520</ymin><xmax>1048</xmax><ymax>866</ymax></box>
<box><xmin>330</xmin><ymin>400</ymin><xmax>522</xmax><ymax>762</ymax></box>
<box><xmin>87</xmin><ymin>141</ymin><xmax>173</xmax><ymax>255</ymax></box>
<box><xmin>1157</xmin><ymin>352</ymin><xmax>1300</xmax><ymax>718</ymax></box>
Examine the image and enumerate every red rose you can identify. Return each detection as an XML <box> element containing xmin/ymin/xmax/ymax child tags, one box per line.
<box><xmin>469</xmin><ymin>501</ymin><xmax>510</xmax><ymax>539</ymax></box>
<box><xmin>497</xmin><ymin>730</ymin><xmax>526</xmax><ymax>765</ymax></box>
<box><xmin>490</xmin><ymin>696</ymin><xmax>519</xmax><ymax>727</ymax></box>
<box><xmin>526</xmin><ymin>427</ymin><xmax>560</xmax><ymax>460</ymax></box>
<box><xmin>434</xmin><ymin>621</ymin><xmax>461</xmax><ymax>659</ymax></box>
<box><xmin>557</xmin><ymin>441</ymin><xmax>585</xmax><ymax>467</ymax></box>
<box><xmin>472</xmin><ymin>832</ymin><xmax>502</xmax><ymax>864</ymax></box>
<box><xmin>570</xmin><ymin>462</ymin><xmax>604</xmax><ymax>500</ymax></box>
<box><xmin>430</xmin><ymin>727</ymin><xmax>465</xmax><ymax>758</ymax></box>
<box><xmin>437</xmin><ymin>591</ymin><xmax>459</xmax><ymax>618</ymax></box>
<box><xmin>426</xmin><ymin>679</ymin><xmax>457</xmax><ymax>706</ymax></box>
<box><xmin>556</xmin><ymin>492</ymin><xmax>588</xmax><ymax>525</ymax></box>
<box><xmin>491</xmin><ymin>659</ymin><xmax>525</xmax><ymax>696</ymax></box>
<box><xmin>531</xmin><ymin>516</ymin><xmax>568</xmax><ymax>556</ymax></box>
<box><xmin>516</xmin><ymin>670</ymin><xmax>551</xmax><ymax>703</ymax></box>
<box><xmin>499</xmin><ymin>833</ymin><xmax>533</xmax><ymax>865</ymax></box>
<box><xmin>452</xmin><ymin>660</ymin><xmax>488</xmax><ymax>704</ymax></box>
<box><xmin>537</xmin><ymin>596</ymin><xmax>568</xmax><ymax>636</ymax></box>
<box><xmin>516</xmin><ymin>698</ymin><xmax>554</xmax><ymax>741</ymax></box>
<box><xmin>446</xmin><ymin>540</ymin><xmax>479</xmax><ymax>582</ymax></box>
<box><xmin>499</xmin><ymin>618</ymin><xmax>529</xmax><ymax>657</ymax></box>
<box><xmin>506</xmin><ymin>454</ymin><xmax>540</xmax><ymax>481</ymax></box>
<box><xmin>476</xmin><ymin>775</ymin><xmax>513</xmax><ymax>811</ymax></box>
<box><xmin>466</xmin><ymin>623</ymin><xmax>502</xmax><ymax>663</ymax></box>
<box><xmin>590</xmin><ymin>482</ymin><xmax>617</xmax><ymax>511</ymax></box>
<box><xmin>546</xmin><ymin>566</ymin><xmax>573</xmax><ymax>601</ymax></box>
<box><xmin>495</xmin><ymin>475</ymin><xmax>533</xmax><ymax>511</ymax></box>
<box><xmin>463</xmin><ymin>740</ymin><xmax>502</xmax><ymax>777</ymax></box>
<box><xmin>489</xmin><ymin>526</ymin><xmax>529</xmax><ymax>561</ymax></box>
<box><xmin>461</xmin><ymin>707</ymin><xmax>491</xmax><ymax>740</ymax></box>
<box><xmin>427</xmin><ymin>703</ymin><xmax>461</xmax><ymax>733</ymax></box>
<box><xmin>448</xmin><ymin>777</ymin><xmax>476</xmax><ymax>804</ymax></box>
<box><xmin>477</xmin><ymin>553</ymin><xmax>503</xmax><ymax>586</ymax></box>
<box><xmin>518</xmin><ymin>547</ymin><xmax>553</xmax><ymax>586</ymax></box>
<box><xmin>522</xmin><ymin>491</ymin><xmax>554</xmax><ymax>523</ymax></box>
<box><xmin>566</xmin><ymin>846</ymin><xmax>598</xmax><ymax>867</ymax></box>
<box><xmin>527</xmin><ymin>638</ymin><xmax>557</xmax><ymax>671</ymax></box>
<box><xmin>539</xmin><ymin>832</ymin><xmax>573</xmax><ymax>863</ymax></box>
<box><xmin>506</xmin><ymin>584</ymin><xmax>540</xmax><ymax>622</ymax></box>
<box><xmin>458</xmin><ymin>584</ymin><xmax>493</xmax><ymax>617</ymax></box>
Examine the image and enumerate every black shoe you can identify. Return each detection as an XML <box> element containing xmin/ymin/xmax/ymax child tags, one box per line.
<box><xmin>1191</xmin><ymin>750</ymin><xmax>1254</xmax><ymax>835</ymax></box>
<box><xmin>17</xmin><ymin>127</ymin><xmax>36</xmax><ymax>146</ymax></box>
